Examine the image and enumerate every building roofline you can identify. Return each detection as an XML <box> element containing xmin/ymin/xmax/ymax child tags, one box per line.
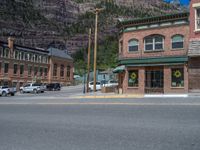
<box><xmin>0</xmin><ymin>40</ymin><xmax>48</xmax><ymax>54</ymax></box>
<box><xmin>117</xmin><ymin>12</ymin><xmax>189</xmax><ymax>29</ymax></box>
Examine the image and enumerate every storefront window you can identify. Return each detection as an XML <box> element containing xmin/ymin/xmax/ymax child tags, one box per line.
<box><xmin>128</xmin><ymin>70</ymin><xmax>138</xmax><ymax>87</ymax></box>
<box><xmin>171</xmin><ymin>68</ymin><xmax>184</xmax><ymax>87</ymax></box>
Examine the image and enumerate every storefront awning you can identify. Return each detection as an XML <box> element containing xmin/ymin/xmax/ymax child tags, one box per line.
<box><xmin>113</xmin><ymin>65</ymin><xmax>125</xmax><ymax>73</ymax></box>
<box><xmin>119</xmin><ymin>56</ymin><xmax>188</xmax><ymax>66</ymax></box>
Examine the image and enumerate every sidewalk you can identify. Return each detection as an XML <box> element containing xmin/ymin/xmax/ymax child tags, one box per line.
<box><xmin>72</xmin><ymin>91</ymin><xmax>189</xmax><ymax>99</ymax></box>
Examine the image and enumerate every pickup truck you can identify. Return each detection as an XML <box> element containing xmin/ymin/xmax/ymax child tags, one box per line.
<box><xmin>0</xmin><ymin>86</ymin><xmax>16</xmax><ymax>96</ymax></box>
<box><xmin>20</xmin><ymin>83</ymin><xmax>45</xmax><ymax>94</ymax></box>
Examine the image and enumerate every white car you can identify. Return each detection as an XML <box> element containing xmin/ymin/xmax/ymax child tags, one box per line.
<box><xmin>89</xmin><ymin>81</ymin><xmax>101</xmax><ymax>91</ymax></box>
<box><xmin>0</xmin><ymin>86</ymin><xmax>16</xmax><ymax>96</ymax></box>
<box><xmin>105</xmin><ymin>80</ymin><xmax>118</xmax><ymax>87</ymax></box>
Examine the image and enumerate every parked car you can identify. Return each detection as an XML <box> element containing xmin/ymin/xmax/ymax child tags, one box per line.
<box><xmin>0</xmin><ymin>86</ymin><xmax>16</xmax><ymax>96</ymax></box>
<box><xmin>20</xmin><ymin>83</ymin><xmax>46</xmax><ymax>94</ymax></box>
<box><xmin>89</xmin><ymin>81</ymin><xmax>101</xmax><ymax>91</ymax></box>
<box><xmin>104</xmin><ymin>80</ymin><xmax>118</xmax><ymax>87</ymax></box>
<box><xmin>46</xmin><ymin>83</ymin><xmax>61</xmax><ymax>91</ymax></box>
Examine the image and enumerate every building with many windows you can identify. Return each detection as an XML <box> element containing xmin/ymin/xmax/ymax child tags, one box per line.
<box><xmin>0</xmin><ymin>40</ymin><xmax>73</xmax><ymax>90</ymax></box>
<box><xmin>115</xmin><ymin>12</ymin><xmax>189</xmax><ymax>94</ymax></box>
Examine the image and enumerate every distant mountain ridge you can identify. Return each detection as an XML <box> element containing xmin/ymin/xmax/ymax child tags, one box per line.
<box><xmin>0</xmin><ymin>0</ymin><xmax>182</xmax><ymax>52</ymax></box>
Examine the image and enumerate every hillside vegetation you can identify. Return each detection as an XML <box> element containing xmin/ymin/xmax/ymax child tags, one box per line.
<box><xmin>0</xmin><ymin>0</ymin><xmax>182</xmax><ymax>74</ymax></box>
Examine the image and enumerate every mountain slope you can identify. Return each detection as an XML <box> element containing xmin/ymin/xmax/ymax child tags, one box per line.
<box><xmin>0</xmin><ymin>0</ymin><xmax>184</xmax><ymax>72</ymax></box>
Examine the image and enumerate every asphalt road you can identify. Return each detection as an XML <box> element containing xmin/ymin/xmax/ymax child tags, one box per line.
<box><xmin>0</xmin><ymin>97</ymin><xmax>200</xmax><ymax>150</ymax></box>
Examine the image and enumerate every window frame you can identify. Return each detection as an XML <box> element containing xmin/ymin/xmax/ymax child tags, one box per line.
<box><xmin>128</xmin><ymin>70</ymin><xmax>139</xmax><ymax>87</ymax></box>
<box><xmin>20</xmin><ymin>64</ymin><xmax>24</xmax><ymax>76</ymax></box>
<box><xmin>128</xmin><ymin>39</ymin><xmax>139</xmax><ymax>52</ymax></box>
<box><xmin>171</xmin><ymin>35</ymin><xmax>184</xmax><ymax>49</ymax></box>
<box><xmin>67</xmin><ymin>66</ymin><xmax>71</xmax><ymax>78</ymax></box>
<box><xmin>53</xmin><ymin>64</ymin><xmax>57</xmax><ymax>77</ymax></box>
<box><xmin>4</xmin><ymin>63</ymin><xmax>9</xmax><ymax>74</ymax></box>
<box><xmin>195</xmin><ymin>7</ymin><xmax>200</xmax><ymax>31</ymax></box>
<box><xmin>13</xmin><ymin>64</ymin><xmax>18</xmax><ymax>75</ymax></box>
<box><xmin>144</xmin><ymin>35</ymin><xmax>164</xmax><ymax>51</ymax></box>
<box><xmin>60</xmin><ymin>64</ymin><xmax>65</xmax><ymax>78</ymax></box>
<box><xmin>171</xmin><ymin>68</ymin><xmax>184</xmax><ymax>88</ymax></box>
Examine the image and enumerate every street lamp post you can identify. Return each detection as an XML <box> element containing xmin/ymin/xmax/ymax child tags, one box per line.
<box><xmin>93</xmin><ymin>8</ymin><xmax>103</xmax><ymax>92</ymax></box>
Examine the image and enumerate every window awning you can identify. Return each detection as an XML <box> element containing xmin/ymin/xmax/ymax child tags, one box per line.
<box><xmin>113</xmin><ymin>65</ymin><xmax>125</xmax><ymax>73</ymax></box>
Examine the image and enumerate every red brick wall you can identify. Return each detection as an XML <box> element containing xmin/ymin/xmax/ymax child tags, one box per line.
<box><xmin>164</xmin><ymin>65</ymin><xmax>188</xmax><ymax>94</ymax></box>
<box><xmin>190</xmin><ymin>0</ymin><xmax>200</xmax><ymax>39</ymax></box>
<box><xmin>123</xmin><ymin>67</ymin><xmax>145</xmax><ymax>94</ymax></box>
<box><xmin>119</xmin><ymin>25</ymin><xmax>189</xmax><ymax>59</ymax></box>
<box><xmin>49</xmin><ymin>57</ymin><xmax>74</xmax><ymax>85</ymax></box>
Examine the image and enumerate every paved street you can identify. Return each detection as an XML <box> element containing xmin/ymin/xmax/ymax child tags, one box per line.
<box><xmin>0</xmin><ymin>85</ymin><xmax>200</xmax><ymax>150</ymax></box>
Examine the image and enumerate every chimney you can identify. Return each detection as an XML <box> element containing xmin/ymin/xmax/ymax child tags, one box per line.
<box><xmin>8</xmin><ymin>37</ymin><xmax>15</xmax><ymax>50</ymax></box>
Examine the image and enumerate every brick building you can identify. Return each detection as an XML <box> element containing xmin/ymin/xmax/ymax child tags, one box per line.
<box><xmin>115</xmin><ymin>12</ymin><xmax>190</xmax><ymax>94</ymax></box>
<box><xmin>188</xmin><ymin>0</ymin><xmax>200</xmax><ymax>92</ymax></box>
<box><xmin>0</xmin><ymin>39</ymin><xmax>73</xmax><ymax>90</ymax></box>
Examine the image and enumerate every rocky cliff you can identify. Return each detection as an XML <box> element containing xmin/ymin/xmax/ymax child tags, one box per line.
<box><xmin>0</xmin><ymin>0</ymin><xmax>181</xmax><ymax>54</ymax></box>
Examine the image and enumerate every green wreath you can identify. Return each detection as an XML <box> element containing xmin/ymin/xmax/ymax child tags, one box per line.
<box><xmin>131</xmin><ymin>72</ymin><xmax>137</xmax><ymax>80</ymax></box>
<box><xmin>174</xmin><ymin>70</ymin><xmax>182</xmax><ymax>78</ymax></box>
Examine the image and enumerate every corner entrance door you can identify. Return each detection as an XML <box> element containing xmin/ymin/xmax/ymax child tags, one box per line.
<box><xmin>145</xmin><ymin>69</ymin><xmax>164</xmax><ymax>93</ymax></box>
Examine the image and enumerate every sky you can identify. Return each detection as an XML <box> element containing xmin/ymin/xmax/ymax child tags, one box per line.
<box><xmin>165</xmin><ymin>0</ymin><xmax>190</xmax><ymax>5</ymax></box>
<box><xmin>179</xmin><ymin>0</ymin><xmax>189</xmax><ymax>5</ymax></box>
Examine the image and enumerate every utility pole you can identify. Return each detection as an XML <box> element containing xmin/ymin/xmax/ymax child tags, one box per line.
<box><xmin>86</xmin><ymin>28</ymin><xmax>91</xmax><ymax>93</ymax></box>
<box><xmin>93</xmin><ymin>8</ymin><xmax>104</xmax><ymax>92</ymax></box>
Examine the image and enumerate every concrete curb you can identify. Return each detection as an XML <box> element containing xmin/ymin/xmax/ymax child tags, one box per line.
<box><xmin>71</xmin><ymin>94</ymin><xmax>144</xmax><ymax>99</ymax></box>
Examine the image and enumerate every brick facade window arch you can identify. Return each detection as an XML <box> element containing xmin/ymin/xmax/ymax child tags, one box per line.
<box><xmin>171</xmin><ymin>35</ymin><xmax>184</xmax><ymax>49</ymax></box>
<box><xmin>144</xmin><ymin>34</ymin><xmax>164</xmax><ymax>51</ymax></box>
<box><xmin>128</xmin><ymin>39</ymin><xmax>139</xmax><ymax>52</ymax></box>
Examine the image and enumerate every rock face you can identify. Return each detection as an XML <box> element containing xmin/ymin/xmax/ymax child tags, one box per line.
<box><xmin>0</xmin><ymin>0</ymin><xmax>181</xmax><ymax>54</ymax></box>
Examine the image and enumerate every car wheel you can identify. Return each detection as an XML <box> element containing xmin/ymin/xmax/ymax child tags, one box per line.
<box><xmin>11</xmin><ymin>93</ymin><xmax>15</xmax><ymax>96</ymax></box>
<box><xmin>2</xmin><ymin>91</ymin><xmax>7</xmax><ymax>97</ymax></box>
<box><xmin>33</xmin><ymin>89</ymin><xmax>37</xmax><ymax>94</ymax></box>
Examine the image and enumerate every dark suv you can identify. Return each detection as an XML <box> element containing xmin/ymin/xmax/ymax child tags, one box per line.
<box><xmin>46</xmin><ymin>83</ymin><xmax>61</xmax><ymax>91</ymax></box>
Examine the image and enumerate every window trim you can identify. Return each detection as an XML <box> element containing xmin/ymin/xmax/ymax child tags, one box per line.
<box><xmin>13</xmin><ymin>64</ymin><xmax>18</xmax><ymax>75</ymax></box>
<box><xmin>128</xmin><ymin>39</ymin><xmax>139</xmax><ymax>53</ymax></box>
<box><xmin>195</xmin><ymin>7</ymin><xmax>200</xmax><ymax>31</ymax></box>
<box><xmin>171</xmin><ymin>34</ymin><xmax>184</xmax><ymax>50</ymax></box>
<box><xmin>171</xmin><ymin>68</ymin><xmax>184</xmax><ymax>88</ymax></box>
<box><xmin>144</xmin><ymin>35</ymin><xmax>164</xmax><ymax>52</ymax></box>
<box><xmin>128</xmin><ymin>70</ymin><xmax>139</xmax><ymax>88</ymax></box>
